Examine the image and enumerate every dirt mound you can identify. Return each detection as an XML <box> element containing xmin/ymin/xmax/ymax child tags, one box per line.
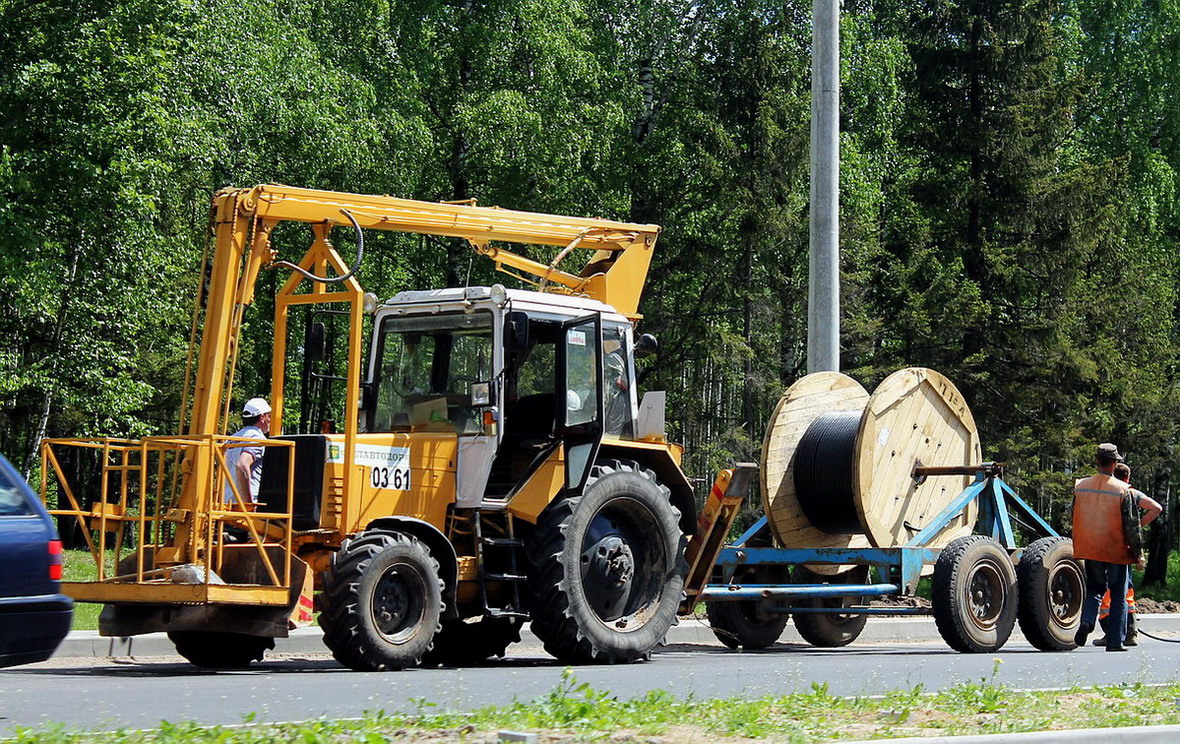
<box><xmin>871</xmin><ymin>596</ymin><xmax>932</xmax><ymax>608</ymax></box>
<box><xmin>1135</xmin><ymin>597</ymin><xmax>1180</xmax><ymax>613</ymax></box>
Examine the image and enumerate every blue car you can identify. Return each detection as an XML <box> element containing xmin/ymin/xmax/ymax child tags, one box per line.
<box><xmin>0</xmin><ymin>453</ymin><xmax>73</xmax><ymax>667</ymax></box>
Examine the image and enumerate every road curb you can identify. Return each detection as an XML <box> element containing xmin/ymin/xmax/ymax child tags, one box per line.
<box><xmin>842</xmin><ymin>725</ymin><xmax>1180</xmax><ymax>744</ymax></box>
<box><xmin>53</xmin><ymin>613</ymin><xmax>1180</xmax><ymax>659</ymax></box>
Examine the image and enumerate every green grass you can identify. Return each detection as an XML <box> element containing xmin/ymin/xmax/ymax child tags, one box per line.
<box><xmin>8</xmin><ymin>667</ymin><xmax>1180</xmax><ymax>742</ymax></box>
<box><xmin>62</xmin><ymin>549</ymin><xmax>116</xmax><ymax>631</ymax></box>
<box><xmin>1134</xmin><ymin>551</ymin><xmax>1180</xmax><ymax>604</ymax></box>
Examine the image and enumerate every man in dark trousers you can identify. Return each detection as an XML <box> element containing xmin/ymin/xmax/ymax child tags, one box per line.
<box><xmin>1072</xmin><ymin>443</ymin><xmax>1137</xmax><ymax>651</ymax></box>
<box><xmin>1091</xmin><ymin>461</ymin><xmax>1162</xmax><ymax>647</ymax></box>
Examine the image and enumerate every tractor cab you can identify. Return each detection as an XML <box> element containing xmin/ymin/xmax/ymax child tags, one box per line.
<box><xmin>359</xmin><ymin>286</ymin><xmax>646</xmax><ymax>506</ymax></box>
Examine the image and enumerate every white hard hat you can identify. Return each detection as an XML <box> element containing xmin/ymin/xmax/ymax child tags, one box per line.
<box><xmin>566</xmin><ymin>390</ymin><xmax>582</xmax><ymax>410</ymax></box>
<box><xmin>243</xmin><ymin>397</ymin><xmax>272</xmax><ymax>417</ymax></box>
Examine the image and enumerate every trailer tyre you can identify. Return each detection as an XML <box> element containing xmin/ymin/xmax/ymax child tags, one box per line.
<box><xmin>1016</xmin><ymin>537</ymin><xmax>1084</xmax><ymax>651</ymax></box>
<box><xmin>791</xmin><ymin>565</ymin><xmax>869</xmax><ymax>647</ymax></box>
<box><xmin>320</xmin><ymin>530</ymin><xmax>443</xmax><ymax>671</ymax></box>
<box><xmin>706</xmin><ymin>565</ymin><xmax>790</xmax><ymax>650</ymax></box>
<box><xmin>167</xmin><ymin>631</ymin><xmax>274</xmax><ymax>668</ymax></box>
<box><xmin>707</xmin><ymin>600</ymin><xmax>789</xmax><ymax>650</ymax></box>
<box><xmin>933</xmin><ymin>535</ymin><xmax>1017</xmax><ymax>653</ymax></box>
<box><xmin>421</xmin><ymin>616</ymin><xmax>523</xmax><ymax>667</ymax></box>
<box><xmin>527</xmin><ymin>459</ymin><xmax>687</xmax><ymax>664</ymax></box>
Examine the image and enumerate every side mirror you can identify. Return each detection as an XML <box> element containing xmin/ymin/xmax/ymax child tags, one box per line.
<box><xmin>506</xmin><ymin>311</ymin><xmax>529</xmax><ymax>352</ymax></box>
<box><xmin>635</xmin><ymin>333</ymin><xmax>659</xmax><ymax>359</ymax></box>
<box><xmin>470</xmin><ymin>381</ymin><xmax>492</xmax><ymax>407</ymax></box>
<box><xmin>306</xmin><ymin>321</ymin><xmax>326</xmax><ymax>363</ymax></box>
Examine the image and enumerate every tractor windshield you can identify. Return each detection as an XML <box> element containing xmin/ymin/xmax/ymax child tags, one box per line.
<box><xmin>371</xmin><ymin>312</ymin><xmax>494</xmax><ymax>434</ymax></box>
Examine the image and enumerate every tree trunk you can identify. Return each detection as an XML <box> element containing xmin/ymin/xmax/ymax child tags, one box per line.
<box><xmin>1143</xmin><ymin>475</ymin><xmax>1171</xmax><ymax>586</ymax></box>
<box><xmin>23</xmin><ymin>240</ymin><xmax>82</xmax><ymax>479</ymax></box>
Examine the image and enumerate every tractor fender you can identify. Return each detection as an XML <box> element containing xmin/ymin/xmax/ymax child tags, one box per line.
<box><xmin>365</xmin><ymin>516</ymin><xmax>459</xmax><ymax>619</ymax></box>
<box><xmin>598</xmin><ymin>442</ymin><xmax>697</xmax><ymax>536</ymax></box>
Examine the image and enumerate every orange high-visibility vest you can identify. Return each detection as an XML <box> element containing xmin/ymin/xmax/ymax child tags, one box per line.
<box><xmin>1073</xmin><ymin>473</ymin><xmax>1135</xmax><ymax>564</ymax></box>
<box><xmin>1099</xmin><ymin>585</ymin><xmax>1136</xmax><ymax>619</ymax></box>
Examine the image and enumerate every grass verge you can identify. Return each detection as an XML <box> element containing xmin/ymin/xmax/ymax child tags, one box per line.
<box><xmin>8</xmin><ymin>666</ymin><xmax>1180</xmax><ymax>742</ymax></box>
<box><xmin>61</xmin><ymin>549</ymin><xmax>116</xmax><ymax>631</ymax></box>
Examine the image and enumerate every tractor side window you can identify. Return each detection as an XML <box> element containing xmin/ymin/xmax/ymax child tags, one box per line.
<box><xmin>372</xmin><ymin>312</ymin><xmax>493</xmax><ymax>433</ymax></box>
<box><xmin>603</xmin><ymin>327</ymin><xmax>633</xmax><ymax>438</ymax></box>
<box><xmin>564</xmin><ymin>321</ymin><xmax>599</xmax><ymax>427</ymax></box>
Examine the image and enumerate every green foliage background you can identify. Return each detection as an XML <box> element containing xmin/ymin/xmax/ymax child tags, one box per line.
<box><xmin>3</xmin><ymin>0</ymin><xmax>1179</xmax><ymax>568</ymax></box>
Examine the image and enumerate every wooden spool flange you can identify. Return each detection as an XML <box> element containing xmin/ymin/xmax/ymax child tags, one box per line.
<box><xmin>761</xmin><ymin>368</ymin><xmax>982</xmax><ymax>564</ymax></box>
<box><xmin>760</xmin><ymin>371</ymin><xmax>873</xmax><ymax>575</ymax></box>
<box><xmin>853</xmin><ymin>367</ymin><xmax>981</xmax><ymax>549</ymax></box>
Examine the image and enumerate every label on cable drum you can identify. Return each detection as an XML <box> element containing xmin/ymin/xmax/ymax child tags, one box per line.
<box><xmin>877</xmin><ymin>426</ymin><xmax>891</xmax><ymax>447</ymax></box>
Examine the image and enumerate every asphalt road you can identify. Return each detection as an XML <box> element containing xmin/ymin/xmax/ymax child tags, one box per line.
<box><xmin>4</xmin><ymin>632</ymin><xmax>1180</xmax><ymax>734</ymax></box>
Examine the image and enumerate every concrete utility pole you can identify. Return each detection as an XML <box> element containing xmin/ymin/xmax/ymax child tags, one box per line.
<box><xmin>808</xmin><ymin>0</ymin><xmax>840</xmax><ymax>373</ymax></box>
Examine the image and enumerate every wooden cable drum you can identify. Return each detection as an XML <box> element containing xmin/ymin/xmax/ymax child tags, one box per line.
<box><xmin>760</xmin><ymin>371</ymin><xmax>873</xmax><ymax>575</ymax></box>
<box><xmin>761</xmin><ymin>368</ymin><xmax>982</xmax><ymax>571</ymax></box>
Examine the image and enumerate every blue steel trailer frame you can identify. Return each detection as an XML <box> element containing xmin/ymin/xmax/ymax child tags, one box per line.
<box><xmin>699</xmin><ymin>464</ymin><xmax>1059</xmax><ymax>615</ymax></box>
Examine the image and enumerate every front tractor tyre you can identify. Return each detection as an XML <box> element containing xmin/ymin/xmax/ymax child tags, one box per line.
<box><xmin>527</xmin><ymin>459</ymin><xmax>687</xmax><ymax>664</ymax></box>
<box><xmin>319</xmin><ymin>530</ymin><xmax>443</xmax><ymax>671</ymax></box>
<box><xmin>1016</xmin><ymin>537</ymin><xmax>1084</xmax><ymax>651</ymax></box>
<box><xmin>168</xmin><ymin>631</ymin><xmax>274</xmax><ymax>669</ymax></box>
<box><xmin>932</xmin><ymin>535</ymin><xmax>1018</xmax><ymax>653</ymax></box>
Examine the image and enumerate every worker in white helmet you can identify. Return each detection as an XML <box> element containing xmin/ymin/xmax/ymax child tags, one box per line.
<box><xmin>224</xmin><ymin>397</ymin><xmax>272</xmax><ymax>505</ymax></box>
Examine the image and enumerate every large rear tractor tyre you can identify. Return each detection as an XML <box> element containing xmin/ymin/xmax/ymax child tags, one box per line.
<box><xmin>526</xmin><ymin>459</ymin><xmax>687</xmax><ymax>664</ymax></box>
<box><xmin>1016</xmin><ymin>537</ymin><xmax>1084</xmax><ymax>651</ymax></box>
<box><xmin>932</xmin><ymin>536</ymin><xmax>1017</xmax><ymax>653</ymax></box>
<box><xmin>167</xmin><ymin>631</ymin><xmax>274</xmax><ymax>669</ymax></box>
<box><xmin>421</xmin><ymin>616</ymin><xmax>523</xmax><ymax>667</ymax></box>
<box><xmin>320</xmin><ymin>530</ymin><xmax>443</xmax><ymax>671</ymax></box>
<box><xmin>791</xmin><ymin>566</ymin><xmax>870</xmax><ymax>647</ymax></box>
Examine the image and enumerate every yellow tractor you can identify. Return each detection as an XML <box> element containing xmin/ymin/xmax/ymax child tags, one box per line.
<box><xmin>42</xmin><ymin>185</ymin><xmax>732</xmax><ymax>670</ymax></box>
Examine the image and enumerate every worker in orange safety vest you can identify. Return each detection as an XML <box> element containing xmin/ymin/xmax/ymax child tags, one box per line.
<box><xmin>1072</xmin><ymin>443</ymin><xmax>1139</xmax><ymax>651</ymax></box>
<box><xmin>1091</xmin><ymin>460</ymin><xmax>1161</xmax><ymax>647</ymax></box>
<box><xmin>1095</xmin><ymin>584</ymin><xmax>1137</xmax><ymax>646</ymax></box>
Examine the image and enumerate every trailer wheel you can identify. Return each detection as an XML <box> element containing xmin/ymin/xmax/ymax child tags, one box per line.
<box><xmin>167</xmin><ymin>631</ymin><xmax>274</xmax><ymax>669</ymax></box>
<box><xmin>320</xmin><ymin>530</ymin><xmax>443</xmax><ymax>671</ymax></box>
<box><xmin>791</xmin><ymin>565</ymin><xmax>869</xmax><ymax>647</ymax></box>
<box><xmin>706</xmin><ymin>565</ymin><xmax>790</xmax><ymax>650</ymax></box>
<box><xmin>421</xmin><ymin>616</ymin><xmax>523</xmax><ymax>666</ymax></box>
<box><xmin>1016</xmin><ymin>537</ymin><xmax>1084</xmax><ymax>651</ymax></box>
<box><xmin>707</xmin><ymin>599</ymin><xmax>789</xmax><ymax>650</ymax></box>
<box><xmin>527</xmin><ymin>459</ymin><xmax>687</xmax><ymax>664</ymax></box>
<box><xmin>932</xmin><ymin>535</ymin><xmax>1017</xmax><ymax>653</ymax></box>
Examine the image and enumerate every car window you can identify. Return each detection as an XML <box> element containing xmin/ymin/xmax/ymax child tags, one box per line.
<box><xmin>0</xmin><ymin>468</ymin><xmax>35</xmax><ymax>516</ymax></box>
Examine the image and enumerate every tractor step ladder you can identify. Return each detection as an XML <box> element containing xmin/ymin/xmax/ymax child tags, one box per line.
<box><xmin>474</xmin><ymin>511</ymin><xmax>529</xmax><ymax>619</ymax></box>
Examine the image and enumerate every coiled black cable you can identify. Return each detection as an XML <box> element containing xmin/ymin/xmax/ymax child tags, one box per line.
<box><xmin>793</xmin><ymin>409</ymin><xmax>864</xmax><ymax>534</ymax></box>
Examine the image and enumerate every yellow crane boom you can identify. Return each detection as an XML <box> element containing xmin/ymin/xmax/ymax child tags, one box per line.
<box><xmin>195</xmin><ymin>183</ymin><xmax>660</xmax><ymax>435</ymax></box>
<box><xmin>242</xmin><ymin>184</ymin><xmax>658</xmax><ymax>311</ymax></box>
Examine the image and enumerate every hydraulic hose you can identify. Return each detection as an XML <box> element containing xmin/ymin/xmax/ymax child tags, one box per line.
<box><xmin>272</xmin><ymin>209</ymin><xmax>364</xmax><ymax>283</ymax></box>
